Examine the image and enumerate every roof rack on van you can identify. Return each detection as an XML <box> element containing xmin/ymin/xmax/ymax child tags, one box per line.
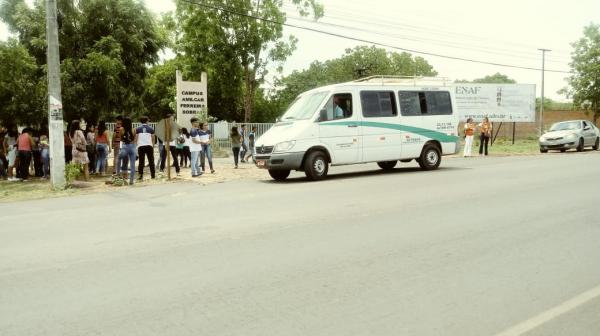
<box><xmin>353</xmin><ymin>75</ymin><xmax>452</xmax><ymax>86</ymax></box>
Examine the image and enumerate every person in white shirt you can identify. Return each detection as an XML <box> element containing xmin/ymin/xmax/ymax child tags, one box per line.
<box><xmin>135</xmin><ymin>116</ymin><xmax>156</xmax><ymax>180</ymax></box>
<box><xmin>189</xmin><ymin>118</ymin><xmax>204</xmax><ymax>177</ymax></box>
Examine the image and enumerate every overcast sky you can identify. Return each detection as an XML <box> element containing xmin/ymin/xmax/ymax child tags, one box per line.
<box><xmin>2</xmin><ymin>0</ymin><xmax>598</xmax><ymax>102</ymax></box>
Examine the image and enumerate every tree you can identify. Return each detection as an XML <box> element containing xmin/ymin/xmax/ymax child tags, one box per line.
<box><xmin>455</xmin><ymin>72</ymin><xmax>516</xmax><ymax>84</ymax></box>
<box><xmin>0</xmin><ymin>0</ymin><xmax>167</xmax><ymax>123</ymax></box>
<box><xmin>0</xmin><ymin>39</ymin><xmax>45</xmax><ymax>126</ymax></box>
<box><xmin>562</xmin><ymin>24</ymin><xmax>600</xmax><ymax>122</ymax></box>
<box><xmin>273</xmin><ymin>45</ymin><xmax>438</xmax><ymax>111</ymax></box>
<box><xmin>175</xmin><ymin>0</ymin><xmax>323</xmax><ymax>122</ymax></box>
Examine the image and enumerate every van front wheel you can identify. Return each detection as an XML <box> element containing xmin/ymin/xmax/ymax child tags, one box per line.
<box><xmin>418</xmin><ymin>145</ymin><xmax>441</xmax><ymax>170</ymax></box>
<box><xmin>268</xmin><ymin>169</ymin><xmax>290</xmax><ymax>181</ymax></box>
<box><xmin>304</xmin><ymin>151</ymin><xmax>328</xmax><ymax>181</ymax></box>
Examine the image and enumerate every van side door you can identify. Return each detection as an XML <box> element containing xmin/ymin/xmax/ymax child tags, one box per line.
<box><xmin>360</xmin><ymin>90</ymin><xmax>402</xmax><ymax>162</ymax></box>
<box><xmin>318</xmin><ymin>92</ymin><xmax>361</xmax><ymax>164</ymax></box>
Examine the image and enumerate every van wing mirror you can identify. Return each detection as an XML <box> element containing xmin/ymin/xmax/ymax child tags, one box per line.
<box><xmin>584</xmin><ymin>126</ymin><xmax>591</xmax><ymax>131</ymax></box>
<box><xmin>319</xmin><ymin>108</ymin><xmax>328</xmax><ymax>122</ymax></box>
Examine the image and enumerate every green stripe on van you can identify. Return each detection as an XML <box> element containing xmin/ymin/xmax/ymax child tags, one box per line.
<box><xmin>323</xmin><ymin>121</ymin><xmax>460</xmax><ymax>143</ymax></box>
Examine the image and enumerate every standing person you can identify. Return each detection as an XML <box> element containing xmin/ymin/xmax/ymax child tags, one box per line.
<box><xmin>63</xmin><ymin>123</ymin><xmax>72</xmax><ymax>164</ymax></box>
<box><xmin>112</xmin><ymin>116</ymin><xmax>125</xmax><ymax>174</ymax></box>
<box><xmin>4</xmin><ymin>126</ymin><xmax>18</xmax><ymax>181</ymax></box>
<box><xmin>95</xmin><ymin>121</ymin><xmax>110</xmax><ymax>176</ymax></box>
<box><xmin>463</xmin><ymin>118</ymin><xmax>476</xmax><ymax>157</ymax></box>
<box><xmin>85</xmin><ymin>124</ymin><xmax>97</xmax><ymax>174</ymax></box>
<box><xmin>180</xmin><ymin>128</ymin><xmax>191</xmax><ymax>168</ymax></box>
<box><xmin>230</xmin><ymin>126</ymin><xmax>242</xmax><ymax>169</ymax></box>
<box><xmin>199</xmin><ymin>122</ymin><xmax>215</xmax><ymax>173</ymax></box>
<box><xmin>40</xmin><ymin>132</ymin><xmax>50</xmax><ymax>179</ymax></box>
<box><xmin>16</xmin><ymin>128</ymin><xmax>35</xmax><ymax>181</ymax></box>
<box><xmin>135</xmin><ymin>116</ymin><xmax>156</xmax><ymax>180</ymax></box>
<box><xmin>116</xmin><ymin>117</ymin><xmax>136</xmax><ymax>185</ymax></box>
<box><xmin>189</xmin><ymin>118</ymin><xmax>203</xmax><ymax>177</ymax></box>
<box><xmin>168</xmin><ymin>134</ymin><xmax>181</xmax><ymax>177</ymax></box>
<box><xmin>478</xmin><ymin>117</ymin><xmax>492</xmax><ymax>156</ymax></box>
<box><xmin>70</xmin><ymin>120</ymin><xmax>90</xmax><ymax>181</ymax></box>
<box><xmin>239</xmin><ymin>124</ymin><xmax>248</xmax><ymax>162</ymax></box>
<box><xmin>0</xmin><ymin>126</ymin><xmax>7</xmax><ymax>179</ymax></box>
<box><xmin>31</xmin><ymin>129</ymin><xmax>43</xmax><ymax>177</ymax></box>
<box><xmin>175</xmin><ymin>129</ymin><xmax>185</xmax><ymax>167</ymax></box>
<box><xmin>244</xmin><ymin>126</ymin><xmax>257</xmax><ymax>163</ymax></box>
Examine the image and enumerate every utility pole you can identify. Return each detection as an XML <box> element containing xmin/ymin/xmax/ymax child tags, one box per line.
<box><xmin>538</xmin><ymin>48</ymin><xmax>551</xmax><ymax>136</ymax></box>
<box><xmin>45</xmin><ymin>0</ymin><xmax>66</xmax><ymax>189</ymax></box>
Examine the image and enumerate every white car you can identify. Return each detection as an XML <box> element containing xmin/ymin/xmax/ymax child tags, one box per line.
<box><xmin>539</xmin><ymin>120</ymin><xmax>600</xmax><ymax>153</ymax></box>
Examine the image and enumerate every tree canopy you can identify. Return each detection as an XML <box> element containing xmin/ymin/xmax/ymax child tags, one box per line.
<box><xmin>0</xmin><ymin>0</ymin><xmax>167</xmax><ymax>124</ymax></box>
<box><xmin>562</xmin><ymin>23</ymin><xmax>600</xmax><ymax>121</ymax></box>
<box><xmin>455</xmin><ymin>72</ymin><xmax>516</xmax><ymax>84</ymax></box>
<box><xmin>273</xmin><ymin>45</ymin><xmax>438</xmax><ymax>112</ymax></box>
<box><xmin>174</xmin><ymin>0</ymin><xmax>323</xmax><ymax>122</ymax></box>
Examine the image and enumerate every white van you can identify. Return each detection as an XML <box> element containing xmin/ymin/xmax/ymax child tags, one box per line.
<box><xmin>255</xmin><ymin>76</ymin><xmax>461</xmax><ymax>181</ymax></box>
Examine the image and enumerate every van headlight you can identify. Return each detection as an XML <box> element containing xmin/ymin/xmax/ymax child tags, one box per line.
<box><xmin>273</xmin><ymin>141</ymin><xmax>296</xmax><ymax>153</ymax></box>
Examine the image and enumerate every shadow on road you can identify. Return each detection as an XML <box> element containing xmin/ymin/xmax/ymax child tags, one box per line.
<box><xmin>260</xmin><ymin>166</ymin><xmax>468</xmax><ymax>184</ymax></box>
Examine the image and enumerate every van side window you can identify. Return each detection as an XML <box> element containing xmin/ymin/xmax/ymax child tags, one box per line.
<box><xmin>399</xmin><ymin>92</ymin><xmax>421</xmax><ymax>116</ymax></box>
<box><xmin>424</xmin><ymin>92</ymin><xmax>452</xmax><ymax>115</ymax></box>
<box><xmin>320</xmin><ymin>93</ymin><xmax>353</xmax><ymax>122</ymax></box>
<box><xmin>360</xmin><ymin>91</ymin><xmax>397</xmax><ymax>118</ymax></box>
<box><xmin>399</xmin><ymin>91</ymin><xmax>452</xmax><ymax>116</ymax></box>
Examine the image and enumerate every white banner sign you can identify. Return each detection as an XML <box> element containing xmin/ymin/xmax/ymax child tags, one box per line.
<box><xmin>176</xmin><ymin>70</ymin><xmax>208</xmax><ymax>129</ymax></box>
<box><xmin>453</xmin><ymin>84</ymin><xmax>536</xmax><ymax>122</ymax></box>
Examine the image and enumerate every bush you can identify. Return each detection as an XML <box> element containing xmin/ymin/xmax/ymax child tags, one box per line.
<box><xmin>65</xmin><ymin>163</ymin><xmax>83</xmax><ymax>185</ymax></box>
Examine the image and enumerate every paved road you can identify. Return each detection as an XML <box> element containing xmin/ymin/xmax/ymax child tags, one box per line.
<box><xmin>1</xmin><ymin>152</ymin><xmax>600</xmax><ymax>335</ymax></box>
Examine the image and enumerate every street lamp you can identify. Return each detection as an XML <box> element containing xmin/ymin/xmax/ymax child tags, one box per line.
<box><xmin>538</xmin><ymin>48</ymin><xmax>551</xmax><ymax>135</ymax></box>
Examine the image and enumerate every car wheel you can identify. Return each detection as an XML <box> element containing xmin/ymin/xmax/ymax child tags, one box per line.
<box><xmin>268</xmin><ymin>169</ymin><xmax>290</xmax><ymax>181</ymax></box>
<box><xmin>377</xmin><ymin>161</ymin><xmax>397</xmax><ymax>170</ymax></box>
<box><xmin>560</xmin><ymin>149</ymin><xmax>566</xmax><ymax>153</ymax></box>
<box><xmin>304</xmin><ymin>151</ymin><xmax>328</xmax><ymax>181</ymax></box>
<box><xmin>593</xmin><ymin>137</ymin><xmax>599</xmax><ymax>151</ymax></box>
<box><xmin>418</xmin><ymin>145</ymin><xmax>441</xmax><ymax>170</ymax></box>
<box><xmin>577</xmin><ymin>138</ymin><xmax>584</xmax><ymax>152</ymax></box>
<box><xmin>540</xmin><ymin>148</ymin><xmax>548</xmax><ymax>153</ymax></box>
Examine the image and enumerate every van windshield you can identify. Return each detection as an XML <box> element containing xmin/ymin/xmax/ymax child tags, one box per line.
<box><xmin>280</xmin><ymin>91</ymin><xmax>328</xmax><ymax>120</ymax></box>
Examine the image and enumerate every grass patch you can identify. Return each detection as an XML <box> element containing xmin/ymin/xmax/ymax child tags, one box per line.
<box><xmin>0</xmin><ymin>179</ymin><xmax>81</xmax><ymax>203</ymax></box>
<box><xmin>487</xmin><ymin>138</ymin><xmax>539</xmax><ymax>155</ymax></box>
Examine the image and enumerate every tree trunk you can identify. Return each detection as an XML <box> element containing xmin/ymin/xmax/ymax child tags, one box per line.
<box><xmin>243</xmin><ymin>64</ymin><xmax>257</xmax><ymax>123</ymax></box>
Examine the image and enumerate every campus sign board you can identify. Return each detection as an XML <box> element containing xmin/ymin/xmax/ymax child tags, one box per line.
<box><xmin>176</xmin><ymin>70</ymin><xmax>208</xmax><ymax>129</ymax></box>
<box><xmin>453</xmin><ymin>84</ymin><xmax>536</xmax><ymax>122</ymax></box>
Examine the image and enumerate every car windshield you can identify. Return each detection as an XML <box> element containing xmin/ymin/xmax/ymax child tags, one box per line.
<box><xmin>550</xmin><ymin>121</ymin><xmax>581</xmax><ymax>131</ymax></box>
<box><xmin>280</xmin><ymin>91</ymin><xmax>328</xmax><ymax>121</ymax></box>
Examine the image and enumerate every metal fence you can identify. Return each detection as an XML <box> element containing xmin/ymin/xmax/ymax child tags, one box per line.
<box><xmin>105</xmin><ymin>122</ymin><xmax>274</xmax><ymax>149</ymax></box>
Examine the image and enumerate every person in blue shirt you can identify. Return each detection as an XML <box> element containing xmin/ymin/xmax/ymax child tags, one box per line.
<box><xmin>199</xmin><ymin>122</ymin><xmax>215</xmax><ymax>173</ymax></box>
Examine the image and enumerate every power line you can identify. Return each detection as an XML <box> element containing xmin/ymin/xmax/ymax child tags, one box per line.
<box><xmin>281</xmin><ymin>5</ymin><xmax>573</xmax><ymax>62</ymax></box>
<box><xmin>178</xmin><ymin>0</ymin><xmax>573</xmax><ymax>74</ymax></box>
<box><xmin>286</xmin><ymin>15</ymin><xmax>570</xmax><ymax>65</ymax></box>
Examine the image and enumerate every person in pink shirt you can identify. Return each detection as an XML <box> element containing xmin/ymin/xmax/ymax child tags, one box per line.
<box><xmin>16</xmin><ymin>128</ymin><xmax>35</xmax><ymax>181</ymax></box>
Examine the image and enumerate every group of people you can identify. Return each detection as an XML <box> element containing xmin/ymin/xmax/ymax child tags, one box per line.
<box><xmin>87</xmin><ymin>116</ymin><xmax>217</xmax><ymax>185</ymax></box>
<box><xmin>2</xmin><ymin>118</ymin><xmax>259</xmax><ymax>184</ymax></box>
<box><xmin>0</xmin><ymin>126</ymin><xmax>49</xmax><ymax>181</ymax></box>
<box><xmin>230</xmin><ymin>124</ymin><xmax>256</xmax><ymax>169</ymax></box>
<box><xmin>463</xmin><ymin>117</ymin><xmax>493</xmax><ymax>157</ymax></box>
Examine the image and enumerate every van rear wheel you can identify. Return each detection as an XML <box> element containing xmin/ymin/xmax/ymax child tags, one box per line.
<box><xmin>418</xmin><ymin>145</ymin><xmax>441</xmax><ymax>170</ymax></box>
<box><xmin>268</xmin><ymin>169</ymin><xmax>290</xmax><ymax>181</ymax></box>
<box><xmin>304</xmin><ymin>151</ymin><xmax>328</xmax><ymax>181</ymax></box>
<box><xmin>377</xmin><ymin>161</ymin><xmax>397</xmax><ymax>170</ymax></box>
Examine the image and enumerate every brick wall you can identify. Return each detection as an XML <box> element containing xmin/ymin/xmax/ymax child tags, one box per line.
<box><xmin>462</xmin><ymin>110</ymin><xmax>598</xmax><ymax>140</ymax></box>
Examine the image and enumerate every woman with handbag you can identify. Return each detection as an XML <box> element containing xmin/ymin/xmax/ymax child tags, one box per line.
<box><xmin>478</xmin><ymin>117</ymin><xmax>493</xmax><ymax>156</ymax></box>
<box><xmin>69</xmin><ymin>120</ymin><xmax>90</xmax><ymax>181</ymax></box>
